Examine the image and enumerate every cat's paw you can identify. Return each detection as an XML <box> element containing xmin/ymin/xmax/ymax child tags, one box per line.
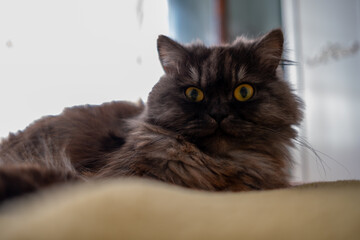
<box><xmin>0</xmin><ymin>165</ymin><xmax>78</xmax><ymax>203</ymax></box>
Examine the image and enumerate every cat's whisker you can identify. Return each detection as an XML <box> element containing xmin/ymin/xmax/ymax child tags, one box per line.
<box><xmin>252</xmin><ymin>125</ymin><xmax>345</xmax><ymax>177</ymax></box>
<box><xmin>279</xmin><ymin>58</ymin><xmax>297</xmax><ymax>66</ymax></box>
<box><xmin>294</xmin><ymin>135</ymin><xmax>350</xmax><ymax>175</ymax></box>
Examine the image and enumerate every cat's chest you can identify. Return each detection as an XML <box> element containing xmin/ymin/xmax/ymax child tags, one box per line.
<box><xmin>128</xmin><ymin>123</ymin><xmax>248</xmax><ymax>164</ymax></box>
<box><xmin>195</xmin><ymin>135</ymin><xmax>245</xmax><ymax>157</ymax></box>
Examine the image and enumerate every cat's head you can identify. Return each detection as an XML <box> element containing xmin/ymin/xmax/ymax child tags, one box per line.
<box><xmin>146</xmin><ymin>29</ymin><xmax>303</xmax><ymax>152</ymax></box>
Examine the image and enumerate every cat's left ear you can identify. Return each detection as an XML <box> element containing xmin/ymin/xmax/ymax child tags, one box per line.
<box><xmin>255</xmin><ymin>29</ymin><xmax>284</xmax><ymax>72</ymax></box>
<box><xmin>157</xmin><ymin>35</ymin><xmax>188</xmax><ymax>74</ymax></box>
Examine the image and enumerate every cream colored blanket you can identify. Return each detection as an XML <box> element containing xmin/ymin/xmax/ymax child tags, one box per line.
<box><xmin>0</xmin><ymin>179</ymin><xmax>359</xmax><ymax>240</ymax></box>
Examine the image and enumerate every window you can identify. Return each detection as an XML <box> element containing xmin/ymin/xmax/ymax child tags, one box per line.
<box><xmin>0</xmin><ymin>0</ymin><xmax>169</xmax><ymax>137</ymax></box>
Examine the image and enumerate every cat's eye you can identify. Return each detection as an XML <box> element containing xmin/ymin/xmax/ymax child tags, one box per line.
<box><xmin>185</xmin><ymin>87</ymin><xmax>204</xmax><ymax>102</ymax></box>
<box><xmin>234</xmin><ymin>84</ymin><xmax>254</xmax><ymax>102</ymax></box>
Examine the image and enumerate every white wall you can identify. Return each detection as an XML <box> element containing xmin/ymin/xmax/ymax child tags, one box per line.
<box><xmin>282</xmin><ymin>0</ymin><xmax>360</xmax><ymax>182</ymax></box>
<box><xmin>0</xmin><ymin>0</ymin><xmax>169</xmax><ymax>138</ymax></box>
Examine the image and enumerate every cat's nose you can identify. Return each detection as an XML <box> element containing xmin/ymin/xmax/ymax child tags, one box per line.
<box><xmin>209</xmin><ymin>112</ymin><xmax>228</xmax><ymax>123</ymax></box>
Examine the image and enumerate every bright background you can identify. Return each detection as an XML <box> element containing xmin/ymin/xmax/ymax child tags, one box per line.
<box><xmin>1</xmin><ymin>0</ymin><xmax>359</xmax><ymax>182</ymax></box>
<box><xmin>0</xmin><ymin>0</ymin><xmax>169</xmax><ymax>137</ymax></box>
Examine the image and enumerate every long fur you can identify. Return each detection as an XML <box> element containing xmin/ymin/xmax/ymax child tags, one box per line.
<box><xmin>0</xmin><ymin>29</ymin><xmax>303</xmax><ymax>202</ymax></box>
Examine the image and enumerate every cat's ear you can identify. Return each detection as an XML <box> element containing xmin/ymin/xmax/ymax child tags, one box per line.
<box><xmin>157</xmin><ymin>35</ymin><xmax>188</xmax><ymax>74</ymax></box>
<box><xmin>255</xmin><ymin>29</ymin><xmax>284</xmax><ymax>72</ymax></box>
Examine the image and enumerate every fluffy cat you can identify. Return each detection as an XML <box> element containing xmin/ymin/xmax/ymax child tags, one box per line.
<box><xmin>0</xmin><ymin>29</ymin><xmax>302</xmax><ymax>202</ymax></box>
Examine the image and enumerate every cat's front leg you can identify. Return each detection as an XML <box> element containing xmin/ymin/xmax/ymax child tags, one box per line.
<box><xmin>131</xmin><ymin>139</ymin><xmax>233</xmax><ymax>191</ymax></box>
<box><xmin>0</xmin><ymin>165</ymin><xmax>79</xmax><ymax>203</ymax></box>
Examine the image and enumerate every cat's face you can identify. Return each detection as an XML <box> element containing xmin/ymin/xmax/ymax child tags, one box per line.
<box><xmin>146</xmin><ymin>29</ymin><xmax>302</xmax><ymax>151</ymax></box>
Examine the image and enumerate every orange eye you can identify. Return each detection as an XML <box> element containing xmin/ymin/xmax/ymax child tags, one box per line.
<box><xmin>185</xmin><ymin>87</ymin><xmax>204</xmax><ymax>102</ymax></box>
<box><xmin>234</xmin><ymin>84</ymin><xmax>254</xmax><ymax>101</ymax></box>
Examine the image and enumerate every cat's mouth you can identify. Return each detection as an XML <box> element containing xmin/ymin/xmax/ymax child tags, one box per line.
<box><xmin>181</xmin><ymin>115</ymin><xmax>240</xmax><ymax>139</ymax></box>
<box><xmin>193</xmin><ymin>118</ymin><xmax>234</xmax><ymax>138</ymax></box>
<box><xmin>210</xmin><ymin>117</ymin><xmax>244</xmax><ymax>138</ymax></box>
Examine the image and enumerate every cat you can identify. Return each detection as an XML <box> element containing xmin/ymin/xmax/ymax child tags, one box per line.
<box><xmin>0</xmin><ymin>29</ymin><xmax>303</xmax><ymax>202</ymax></box>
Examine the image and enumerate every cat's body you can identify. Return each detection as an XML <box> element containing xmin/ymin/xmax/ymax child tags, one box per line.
<box><xmin>0</xmin><ymin>29</ymin><xmax>302</xmax><ymax>201</ymax></box>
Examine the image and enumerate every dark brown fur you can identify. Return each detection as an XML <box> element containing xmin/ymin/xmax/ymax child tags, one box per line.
<box><xmin>0</xmin><ymin>29</ymin><xmax>303</xmax><ymax>202</ymax></box>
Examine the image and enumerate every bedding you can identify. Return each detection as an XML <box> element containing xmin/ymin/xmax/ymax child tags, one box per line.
<box><xmin>0</xmin><ymin>179</ymin><xmax>359</xmax><ymax>240</ymax></box>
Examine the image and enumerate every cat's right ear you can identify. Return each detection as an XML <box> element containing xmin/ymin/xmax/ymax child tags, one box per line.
<box><xmin>157</xmin><ymin>35</ymin><xmax>188</xmax><ymax>74</ymax></box>
<box><xmin>254</xmin><ymin>29</ymin><xmax>284</xmax><ymax>73</ymax></box>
